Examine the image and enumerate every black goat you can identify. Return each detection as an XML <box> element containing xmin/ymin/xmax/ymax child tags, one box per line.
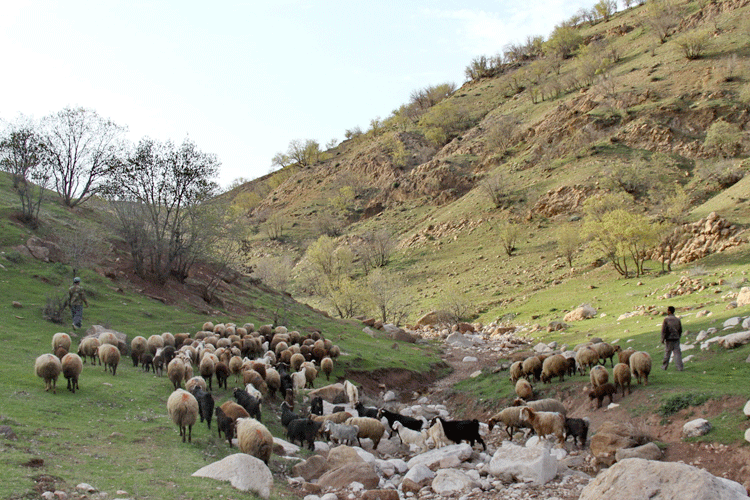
<box><xmin>215</xmin><ymin>407</ymin><xmax>235</xmax><ymax>447</ymax></box>
<box><xmin>139</xmin><ymin>352</ymin><xmax>154</xmax><ymax>373</ymax></box>
<box><xmin>355</xmin><ymin>402</ymin><xmax>379</xmax><ymax>419</ymax></box>
<box><xmin>564</xmin><ymin>417</ymin><xmax>589</xmax><ymax>447</ymax></box>
<box><xmin>280</xmin><ymin>401</ymin><xmax>300</xmax><ymax>428</ymax></box>
<box><xmin>432</xmin><ymin>417</ymin><xmax>486</xmax><ymax>451</ymax></box>
<box><xmin>190</xmin><ymin>386</ymin><xmax>215</xmax><ymax>430</ymax></box>
<box><xmin>287</xmin><ymin>418</ymin><xmax>322</xmax><ymax>450</ymax></box>
<box><xmin>378</xmin><ymin>408</ymin><xmax>423</xmax><ymax>432</ymax></box>
<box><xmin>310</xmin><ymin>396</ymin><xmax>323</xmax><ymax>416</ymax></box>
<box><xmin>233</xmin><ymin>388</ymin><xmax>262</xmax><ymax>422</ymax></box>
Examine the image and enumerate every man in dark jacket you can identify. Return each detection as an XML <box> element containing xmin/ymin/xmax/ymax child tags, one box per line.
<box><xmin>661</xmin><ymin>305</ymin><xmax>683</xmax><ymax>371</ymax></box>
<box><xmin>67</xmin><ymin>277</ymin><xmax>89</xmax><ymax>330</ymax></box>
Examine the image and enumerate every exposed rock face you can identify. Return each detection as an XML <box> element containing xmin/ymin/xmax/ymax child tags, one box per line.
<box><xmin>579</xmin><ymin>458</ymin><xmax>749</xmax><ymax>500</ymax></box>
<box><xmin>532</xmin><ymin>185</ymin><xmax>594</xmax><ymax>218</ymax></box>
<box><xmin>590</xmin><ymin>421</ymin><xmax>650</xmax><ymax>467</ymax></box>
<box><xmin>316</xmin><ymin>462</ymin><xmax>379</xmax><ymax>490</ymax></box>
<box><xmin>651</xmin><ymin>212</ymin><xmax>745</xmax><ymax>266</ymax></box>
<box><xmin>192</xmin><ymin>453</ymin><xmax>273</xmax><ymax>499</ymax></box>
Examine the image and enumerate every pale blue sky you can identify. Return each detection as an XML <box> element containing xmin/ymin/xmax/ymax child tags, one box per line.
<box><xmin>1</xmin><ymin>1</ymin><xmax>595</xmax><ymax>188</ymax></box>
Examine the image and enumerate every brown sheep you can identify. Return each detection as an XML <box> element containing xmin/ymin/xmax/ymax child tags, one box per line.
<box><xmin>77</xmin><ymin>336</ymin><xmax>101</xmax><ymax>365</ymax></box>
<box><xmin>618</xmin><ymin>347</ymin><xmax>636</xmax><ymax>365</ymax></box>
<box><xmin>522</xmin><ymin>356</ymin><xmax>542</xmax><ymax>382</ymax></box>
<box><xmin>520</xmin><ymin>406</ymin><xmax>565</xmax><ymax>446</ymax></box>
<box><xmin>629</xmin><ymin>351</ymin><xmax>652</xmax><ymax>385</ymax></box>
<box><xmin>61</xmin><ymin>353</ymin><xmax>83</xmax><ymax>393</ymax></box>
<box><xmin>589</xmin><ymin>365</ymin><xmax>609</xmax><ymax>388</ymax></box>
<box><xmin>515</xmin><ymin>378</ymin><xmax>533</xmax><ymax>400</ymax></box>
<box><xmin>168</xmin><ymin>358</ymin><xmax>186</xmax><ymax>391</ymax></box>
<box><xmin>290</xmin><ymin>353</ymin><xmax>305</xmax><ymax>373</ymax></box>
<box><xmin>588</xmin><ymin>383</ymin><xmax>617</xmax><ymax>408</ymax></box>
<box><xmin>52</xmin><ymin>332</ymin><xmax>72</xmax><ymax>353</ymax></box>
<box><xmin>593</xmin><ymin>342</ymin><xmax>621</xmax><ymax>367</ymax></box>
<box><xmin>237</xmin><ymin>418</ymin><xmax>273</xmax><ymax>464</ymax></box>
<box><xmin>98</xmin><ymin>344</ymin><xmax>121</xmax><ymax>376</ymax></box>
<box><xmin>509</xmin><ymin>361</ymin><xmax>523</xmax><ymax>384</ymax></box>
<box><xmin>35</xmin><ymin>353</ymin><xmax>62</xmax><ymax>394</ymax></box>
<box><xmin>512</xmin><ymin>398</ymin><xmax>567</xmax><ymax>416</ymax></box>
<box><xmin>541</xmin><ymin>354</ymin><xmax>568</xmax><ymax>383</ymax></box>
<box><xmin>321</xmin><ymin>357</ymin><xmax>334</xmax><ymax>381</ymax></box>
<box><xmin>613</xmin><ymin>363</ymin><xmax>631</xmax><ymax>396</ymax></box>
<box><xmin>199</xmin><ymin>353</ymin><xmax>216</xmax><ymax>391</ymax></box>
<box><xmin>575</xmin><ymin>346</ymin><xmax>599</xmax><ymax>375</ymax></box>
<box><xmin>130</xmin><ymin>336</ymin><xmax>148</xmax><ymax>367</ymax></box>
<box><xmin>265</xmin><ymin>367</ymin><xmax>281</xmax><ymax>400</ymax></box>
<box><xmin>167</xmin><ymin>389</ymin><xmax>199</xmax><ymax>443</ymax></box>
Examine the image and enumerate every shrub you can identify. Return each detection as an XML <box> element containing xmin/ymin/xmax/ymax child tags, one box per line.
<box><xmin>676</xmin><ymin>30</ymin><xmax>710</xmax><ymax>60</ymax></box>
<box><xmin>42</xmin><ymin>295</ymin><xmax>67</xmax><ymax>324</ymax></box>
<box><xmin>704</xmin><ymin>120</ymin><xmax>743</xmax><ymax>158</ymax></box>
<box><xmin>4</xmin><ymin>250</ymin><xmax>24</xmax><ymax>264</ymax></box>
<box><xmin>658</xmin><ymin>393</ymin><xmax>709</xmax><ymax>418</ymax></box>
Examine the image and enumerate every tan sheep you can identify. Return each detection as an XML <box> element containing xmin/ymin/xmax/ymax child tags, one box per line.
<box><xmin>301</xmin><ymin>361</ymin><xmax>317</xmax><ymax>389</ymax></box>
<box><xmin>199</xmin><ymin>353</ymin><xmax>216</xmax><ymax>391</ymax></box>
<box><xmin>168</xmin><ymin>358</ymin><xmax>186</xmax><ymax>390</ymax></box>
<box><xmin>630</xmin><ymin>351</ymin><xmax>652</xmax><ymax>385</ymax></box>
<box><xmin>541</xmin><ymin>354</ymin><xmax>568</xmax><ymax>383</ymax></box>
<box><xmin>613</xmin><ymin>362</ymin><xmax>631</xmax><ymax>396</ymax></box>
<box><xmin>236</xmin><ymin>417</ymin><xmax>273</xmax><ymax>464</ymax></box>
<box><xmin>35</xmin><ymin>353</ymin><xmax>62</xmax><ymax>394</ymax></box>
<box><xmin>265</xmin><ymin>368</ymin><xmax>281</xmax><ymax>400</ymax></box>
<box><xmin>98</xmin><ymin>343</ymin><xmax>120</xmax><ymax>376</ymax></box>
<box><xmin>147</xmin><ymin>334</ymin><xmax>164</xmax><ymax>355</ymax></box>
<box><xmin>310</xmin><ymin>411</ymin><xmax>353</xmax><ymax>426</ymax></box>
<box><xmin>161</xmin><ymin>332</ymin><xmax>175</xmax><ymax>347</ymax></box>
<box><xmin>515</xmin><ymin>378</ymin><xmax>533</xmax><ymax>400</ymax></box>
<box><xmin>488</xmin><ymin>406</ymin><xmax>530</xmax><ymax>439</ymax></box>
<box><xmin>522</xmin><ymin>356</ymin><xmax>542</xmax><ymax>382</ymax></box>
<box><xmin>320</xmin><ymin>357</ymin><xmax>333</xmax><ymax>381</ymax></box>
<box><xmin>167</xmin><ymin>389</ymin><xmax>199</xmax><ymax>443</ymax></box>
<box><xmin>344</xmin><ymin>416</ymin><xmax>385</xmax><ymax>450</ymax></box>
<box><xmin>512</xmin><ymin>398</ymin><xmax>567</xmax><ymax>416</ymax></box>
<box><xmin>593</xmin><ymin>342</ymin><xmax>621</xmax><ymax>367</ymax></box>
<box><xmin>590</xmin><ymin>365</ymin><xmax>609</xmax><ymax>388</ymax></box>
<box><xmin>130</xmin><ymin>336</ymin><xmax>148</xmax><ymax>366</ymax></box>
<box><xmin>61</xmin><ymin>353</ymin><xmax>83</xmax><ymax>393</ymax></box>
<box><xmin>290</xmin><ymin>352</ymin><xmax>305</xmax><ymax>373</ymax></box>
<box><xmin>509</xmin><ymin>361</ymin><xmax>524</xmax><ymax>384</ymax></box>
<box><xmin>575</xmin><ymin>346</ymin><xmax>599</xmax><ymax>375</ymax></box>
<box><xmin>186</xmin><ymin>376</ymin><xmax>207</xmax><ymax>393</ymax></box>
<box><xmin>618</xmin><ymin>347</ymin><xmax>636</xmax><ymax>365</ymax></box>
<box><xmin>520</xmin><ymin>406</ymin><xmax>565</xmax><ymax>446</ymax></box>
<box><xmin>77</xmin><ymin>336</ymin><xmax>100</xmax><ymax>365</ymax></box>
<box><xmin>52</xmin><ymin>332</ymin><xmax>71</xmax><ymax>353</ymax></box>
<box><xmin>99</xmin><ymin>331</ymin><xmax>119</xmax><ymax>348</ymax></box>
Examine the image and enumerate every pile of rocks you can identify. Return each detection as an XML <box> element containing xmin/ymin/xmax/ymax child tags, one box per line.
<box><xmin>651</xmin><ymin>212</ymin><xmax>745</xmax><ymax>266</ymax></box>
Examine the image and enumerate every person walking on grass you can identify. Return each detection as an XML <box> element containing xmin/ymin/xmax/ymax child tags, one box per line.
<box><xmin>661</xmin><ymin>305</ymin><xmax>683</xmax><ymax>371</ymax></box>
<box><xmin>67</xmin><ymin>277</ymin><xmax>88</xmax><ymax>330</ymax></box>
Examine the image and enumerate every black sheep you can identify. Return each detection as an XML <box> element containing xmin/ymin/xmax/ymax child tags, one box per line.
<box><xmin>279</xmin><ymin>368</ymin><xmax>293</xmax><ymax>399</ymax></box>
<box><xmin>432</xmin><ymin>417</ymin><xmax>486</xmax><ymax>451</ymax></box>
<box><xmin>310</xmin><ymin>396</ymin><xmax>323</xmax><ymax>416</ymax></box>
<box><xmin>286</xmin><ymin>418</ymin><xmax>322</xmax><ymax>450</ymax></box>
<box><xmin>215</xmin><ymin>362</ymin><xmax>229</xmax><ymax>390</ymax></box>
<box><xmin>378</xmin><ymin>408</ymin><xmax>423</xmax><ymax>432</ymax></box>
<box><xmin>139</xmin><ymin>352</ymin><xmax>154</xmax><ymax>373</ymax></box>
<box><xmin>215</xmin><ymin>407</ymin><xmax>235</xmax><ymax>447</ymax></box>
<box><xmin>162</xmin><ymin>345</ymin><xmax>176</xmax><ymax>366</ymax></box>
<box><xmin>355</xmin><ymin>402</ymin><xmax>379</xmax><ymax>419</ymax></box>
<box><xmin>564</xmin><ymin>417</ymin><xmax>589</xmax><ymax>447</ymax></box>
<box><xmin>190</xmin><ymin>386</ymin><xmax>215</xmax><ymax>430</ymax></box>
<box><xmin>233</xmin><ymin>388</ymin><xmax>262</xmax><ymax>422</ymax></box>
<box><xmin>280</xmin><ymin>401</ymin><xmax>299</xmax><ymax>428</ymax></box>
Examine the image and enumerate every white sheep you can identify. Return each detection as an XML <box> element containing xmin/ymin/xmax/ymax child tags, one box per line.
<box><xmin>426</xmin><ymin>418</ymin><xmax>450</xmax><ymax>449</ymax></box>
<box><xmin>35</xmin><ymin>353</ymin><xmax>62</xmax><ymax>394</ymax></box>
<box><xmin>52</xmin><ymin>332</ymin><xmax>72</xmax><ymax>353</ymax></box>
<box><xmin>344</xmin><ymin>416</ymin><xmax>385</xmax><ymax>450</ymax></box>
<box><xmin>343</xmin><ymin>380</ymin><xmax>359</xmax><ymax>405</ymax></box>
<box><xmin>520</xmin><ymin>406</ymin><xmax>565</xmax><ymax>446</ymax></box>
<box><xmin>236</xmin><ymin>417</ymin><xmax>273</xmax><ymax>464</ymax></box>
<box><xmin>167</xmin><ymin>357</ymin><xmax>186</xmax><ymax>390</ymax></box>
<box><xmin>324</xmin><ymin>421</ymin><xmax>359</xmax><ymax>446</ymax></box>
<box><xmin>167</xmin><ymin>388</ymin><xmax>199</xmax><ymax>443</ymax></box>
<box><xmin>245</xmin><ymin>383</ymin><xmax>263</xmax><ymax>402</ymax></box>
<box><xmin>392</xmin><ymin>420</ymin><xmax>428</xmax><ymax>453</ymax></box>
<box><xmin>291</xmin><ymin>368</ymin><xmax>307</xmax><ymax>392</ymax></box>
<box><xmin>185</xmin><ymin>376</ymin><xmax>207</xmax><ymax>393</ymax></box>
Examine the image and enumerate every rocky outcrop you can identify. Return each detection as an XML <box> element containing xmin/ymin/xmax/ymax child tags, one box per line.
<box><xmin>564</xmin><ymin>304</ymin><xmax>597</xmax><ymax>322</ymax></box>
<box><xmin>192</xmin><ymin>453</ymin><xmax>273</xmax><ymax>499</ymax></box>
<box><xmin>532</xmin><ymin>185</ymin><xmax>595</xmax><ymax>218</ymax></box>
<box><xmin>579</xmin><ymin>458</ymin><xmax>749</xmax><ymax>500</ymax></box>
<box><xmin>590</xmin><ymin>421</ymin><xmax>651</xmax><ymax>467</ymax></box>
<box><xmin>652</xmin><ymin>212</ymin><xmax>745</xmax><ymax>266</ymax></box>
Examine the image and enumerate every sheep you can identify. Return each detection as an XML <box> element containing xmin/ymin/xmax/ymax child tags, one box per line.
<box><xmin>236</xmin><ymin>417</ymin><xmax>273</xmax><ymax>465</ymax></box>
<box><xmin>519</xmin><ymin>406</ymin><xmax>565</xmax><ymax>446</ymax></box>
<box><xmin>324</xmin><ymin>421</ymin><xmax>359</xmax><ymax>446</ymax></box>
<box><xmin>564</xmin><ymin>417</ymin><xmax>589</xmax><ymax>447</ymax></box>
<box><xmin>310</xmin><ymin>411</ymin><xmax>353</xmax><ymax>426</ymax></box>
<box><xmin>167</xmin><ymin>389</ymin><xmax>199</xmax><ymax>443</ymax></box>
<box><xmin>130</xmin><ymin>336</ymin><xmax>147</xmax><ymax>367</ymax></box>
<box><xmin>35</xmin><ymin>353</ymin><xmax>62</xmax><ymax>394</ymax></box>
<box><xmin>488</xmin><ymin>406</ymin><xmax>533</xmax><ymax>439</ymax></box>
<box><xmin>186</xmin><ymin>376</ymin><xmax>207</xmax><ymax>393</ymax></box>
<box><xmin>290</xmin><ymin>352</ymin><xmax>305</xmax><ymax>372</ymax></box>
<box><xmin>147</xmin><ymin>334</ymin><xmax>164</xmax><ymax>354</ymax></box>
<box><xmin>618</xmin><ymin>347</ymin><xmax>636</xmax><ymax>365</ymax></box>
<box><xmin>287</xmin><ymin>418</ymin><xmax>323</xmax><ymax>450</ymax></box>
<box><xmin>588</xmin><ymin>382</ymin><xmax>617</xmax><ymax>408</ymax></box>
<box><xmin>233</xmin><ymin>387</ymin><xmax>262</xmax><ymax>422</ymax></box>
<box><xmin>594</xmin><ymin>342</ymin><xmax>621</xmax><ymax>367</ymax></box>
<box><xmin>265</xmin><ymin>368</ymin><xmax>281</xmax><ymax>400</ymax></box>
<box><xmin>522</xmin><ymin>356</ymin><xmax>542</xmax><ymax>382</ymax></box>
<box><xmin>344</xmin><ymin>416</ymin><xmax>385</xmax><ymax>450</ymax></box>
<box><xmin>509</xmin><ymin>361</ymin><xmax>523</xmax><ymax>384</ymax></box>
<box><xmin>431</xmin><ymin>417</ymin><xmax>486</xmax><ymax>451</ymax></box>
<box><xmin>140</xmin><ymin>352</ymin><xmax>154</xmax><ymax>373</ymax></box>
<box><xmin>199</xmin><ymin>354</ymin><xmax>216</xmax><ymax>391</ymax></box>
<box><xmin>515</xmin><ymin>378</ymin><xmax>533</xmax><ymax>399</ymax></box>
<box><xmin>215</xmin><ymin>362</ymin><xmax>229</xmax><ymax>390</ymax></box>
<box><xmin>301</xmin><ymin>361</ymin><xmax>317</xmax><ymax>389</ymax></box>
<box><xmin>215</xmin><ymin>407</ymin><xmax>236</xmax><ymax>447</ymax></box>
<box><xmin>251</xmin><ymin>361</ymin><xmax>267</xmax><ymax>380</ymax></box>
<box><xmin>280</xmin><ymin>401</ymin><xmax>300</xmax><ymax>428</ymax></box>
<box><xmin>426</xmin><ymin>418</ymin><xmax>450</xmax><ymax>449</ymax></box>
<box><xmin>52</xmin><ymin>332</ymin><xmax>72</xmax><ymax>354</ymax></box>
<box><xmin>77</xmin><ymin>336</ymin><xmax>100</xmax><ymax>365</ymax></box>
<box><xmin>378</xmin><ymin>408</ymin><xmax>424</xmax><ymax>432</ymax></box>
<box><xmin>98</xmin><ymin>344</ymin><xmax>120</xmax><ymax>376</ymax></box>
<box><xmin>153</xmin><ymin>349</ymin><xmax>165</xmax><ymax>377</ymax></box>
<box><xmin>321</xmin><ymin>357</ymin><xmax>333</xmax><ymax>381</ymax></box>
<box><xmin>590</xmin><ymin>365</ymin><xmax>609</xmax><ymax>388</ymax></box>
<box><xmin>392</xmin><ymin>421</ymin><xmax>428</xmax><ymax>453</ymax></box>
<box><xmin>218</xmin><ymin>401</ymin><xmax>250</xmax><ymax>446</ymax></box>
<box><xmin>61</xmin><ymin>353</ymin><xmax>83</xmax><ymax>394</ymax></box>
<box><xmin>613</xmin><ymin>362</ymin><xmax>632</xmax><ymax>396</ymax></box>
<box><xmin>512</xmin><ymin>398</ymin><xmax>567</xmax><ymax>416</ymax></box>
<box><xmin>245</xmin><ymin>384</ymin><xmax>263</xmax><ymax>402</ymax></box>
<box><xmin>355</xmin><ymin>402</ymin><xmax>379</xmax><ymax>419</ymax></box>
<box><xmin>575</xmin><ymin>346</ymin><xmax>599</xmax><ymax>375</ymax></box>
<box><xmin>629</xmin><ymin>351</ymin><xmax>652</xmax><ymax>385</ymax></box>
<box><xmin>168</xmin><ymin>358</ymin><xmax>186</xmax><ymax>390</ymax></box>
<box><xmin>291</xmin><ymin>368</ymin><xmax>306</xmax><ymax>392</ymax></box>
<box><xmin>540</xmin><ymin>354</ymin><xmax>568</xmax><ymax>383</ymax></box>
<box><xmin>228</xmin><ymin>356</ymin><xmax>244</xmax><ymax>383</ymax></box>
<box><xmin>190</xmin><ymin>385</ymin><xmax>215</xmax><ymax>430</ymax></box>
<box><xmin>343</xmin><ymin>380</ymin><xmax>359</xmax><ymax>405</ymax></box>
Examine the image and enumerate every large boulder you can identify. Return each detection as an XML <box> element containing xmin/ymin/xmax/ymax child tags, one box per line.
<box><xmin>192</xmin><ymin>453</ymin><xmax>273</xmax><ymax>499</ymax></box>
<box><xmin>317</xmin><ymin>462</ymin><xmax>379</xmax><ymax>490</ymax></box>
<box><xmin>579</xmin><ymin>458</ymin><xmax>749</xmax><ymax>500</ymax></box>
<box><xmin>415</xmin><ymin>311</ymin><xmax>441</xmax><ymax>327</ymax></box>
<box><xmin>682</xmin><ymin>418</ymin><xmax>712</xmax><ymax>438</ymax></box>
<box><xmin>717</xmin><ymin>331</ymin><xmax>750</xmax><ymax>349</ymax></box>
<box><xmin>743</xmin><ymin>400</ymin><xmax>750</xmax><ymax>418</ymax></box>
<box><xmin>292</xmin><ymin>454</ymin><xmax>327</xmax><ymax>481</ymax></box>
<box><xmin>401</xmin><ymin>464</ymin><xmax>435</xmax><ymax>493</ymax></box>
<box><xmin>615</xmin><ymin>442</ymin><xmax>662</xmax><ymax>462</ymax></box>
<box><xmin>431</xmin><ymin>469</ymin><xmax>480</xmax><ymax>495</ymax></box>
<box><xmin>488</xmin><ymin>441</ymin><xmax>558</xmax><ymax>485</ymax></box>
<box><xmin>564</xmin><ymin>305</ymin><xmax>597</xmax><ymax>322</ymax></box>
<box><xmin>406</xmin><ymin>443</ymin><xmax>473</xmax><ymax>471</ymax></box>
<box><xmin>326</xmin><ymin>445</ymin><xmax>364</xmax><ymax>471</ymax></box>
<box><xmin>308</xmin><ymin>383</ymin><xmax>346</xmax><ymax>403</ymax></box>
<box><xmin>737</xmin><ymin>287</ymin><xmax>750</xmax><ymax>307</ymax></box>
<box><xmin>445</xmin><ymin>332</ymin><xmax>474</xmax><ymax>347</ymax></box>
<box><xmin>590</xmin><ymin>421</ymin><xmax>650</xmax><ymax>467</ymax></box>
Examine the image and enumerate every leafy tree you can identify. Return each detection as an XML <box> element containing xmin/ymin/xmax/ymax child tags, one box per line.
<box><xmin>594</xmin><ymin>0</ymin><xmax>617</xmax><ymax>21</ymax></box>
<box><xmin>355</xmin><ymin>229</ymin><xmax>396</xmax><ymax>274</ymax></box>
<box><xmin>366</xmin><ymin>268</ymin><xmax>410</xmax><ymax>325</ymax></box>
<box><xmin>104</xmin><ymin>137</ymin><xmax>219</xmax><ymax>284</ymax></box>
<box><xmin>704</xmin><ymin>120</ymin><xmax>743</xmax><ymax>157</ymax></box>
<box><xmin>544</xmin><ymin>25</ymin><xmax>582</xmax><ymax>59</ymax></box>
<box><xmin>556</xmin><ymin>227</ymin><xmax>582</xmax><ymax>267</ymax></box>
<box><xmin>302</xmin><ymin>235</ymin><xmax>357</xmax><ymax>318</ymax></box>
<box><xmin>645</xmin><ymin>0</ymin><xmax>678</xmax><ymax>43</ymax></box>
<box><xmin>263</xmin><ymin>211</ymin><xmax>286</xmax><ymax>240</ymax></box>
<box><xmin>280</xmin><ymin>139</ymin><xmax>322</xmax><ymax>167</ymax></box>
<box><xmin>41</xmin><ymin>107</ymin><xmax>125</xmax><ymax>207</ymax></box>
<box><xmin>0</xmin><ymin>120</ymin><xmax>50</xmax><ymax>226</ymax></box>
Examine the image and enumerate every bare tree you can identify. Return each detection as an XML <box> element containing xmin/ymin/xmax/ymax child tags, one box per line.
<box><xmin>479</xmin><ymin>172</ymin><xmax>510</xmax><ymax>209</ymax></box>
<box><xmin>41</xmin><ymin>107</ymin><xmax>125</xmax><ymax>207</ymax></box>
<box><xmin>498</xmin><ymin>219</ymin><xmax>520</xmax><ymax>256</ymax></box>
<box><xmin>355</xmin><ymin>229</ymin><xmax>396</xmax><ymax>274</ymax></box>
<box><xmin>366</xmin><ymin>269</ymin><xmax>410</xmax><ymax>325</ymax></box>
<box><xmin>58</xmin><ymin>222</ymin><xmax>106</xmax><ymax>277</ymax></box>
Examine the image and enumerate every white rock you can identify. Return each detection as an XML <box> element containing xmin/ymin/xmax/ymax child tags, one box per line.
<box><xmin>446</xmin><ymin>332</ymin><xmax>474</xmax><ymax>347</ymax></box>
<box><xmin>321</xmin><ymin>494</ymin><xmax>339</xmax><ymax>500</ymax></box>
<box><xmin>404</xmin><ymin>463</ymin><xmax>436</xmax><ymax>484</ymax></box>
<box><xmin>743</xmin><ymin>317</ymin><xmax>750</xmax><ymax>330</ymax></box>
<box><xmin>470</xmin><ymin>370</ymin><xmax>482</xmax><ymax>378</ymax></box>
<box><xmin>431</xmin><ymin>469</ymin><xmax>480</xmax><ymax>495</ymax></box>
<box><xmin>683</xmin><ymin>355</ymin><xmax>694</xmax><ymax>363</ymax></box>
<box><xmin>534</xmin><ymin>342</ymin><xmax>551</xmax><ymax>353</ymax></box>
<box><xmin>737</xmin><ymin>287</ymin><xmax>750</xmax><ymax>307</ymax></box>
<box><xmin>42</xmin><ymin>493</ymin><xmax>55</xmax><ymax>500</ymax></box>
<box><xmin>354</xmin><ymin>447</ymin><xmax>377</xmax><ymax>463</ymax></box>
<box><xmin>313</xmin><ymin>441</ymin><xmax>329</xmax><ymax>454</ymax></box>
<box><xmin>375</xmin><ymin>459</ymin><xmax>396</xmax><ymax>477</ymax></box>
<box><xmin>383</xmin><ymin>390</ymin><xmax>397</xmax><ymax>402</ymax></box>
<box><xmin>388</xmin><ymin>458</ymin><xmax>409</xmax><ymax>474</ymax></box>
<box><xmin>718</xmin><ymin>331</ymin><xmax>750</xmax><ymax>349</ymax></box>
<box><xmin>681</xmin><ymin>343</ymin><xmax>695</xmax><ymax>351</ymax></box>
<box><xmin>683</xmin><ymin>418</ymin><xmax>712</xmax><ymax>438</ymax></box>
<box><xmin>489</xmin><ymin>441</ymin><xmax>558</xmax><ymax>485</ymax></box>
<box><xmin>745</xmin><ymin>428</ymin><xmax>750</xmax><ymax>444</ymax></box>
<box><xmin>744</xmin><ymin>400</ymin><xmax>750</xmax><ymax>418</ymax></box>
<box><xmin>76</xmin><ymin>484</ymin><xmax>97</xmax><ymax>493</ymax></box>
<box><xmin>407</xmin><ymin>443</ymin><xmax>473</xmax><ymax>471</ymax></box>
<box><xmin>723</xmin><ymin>317</ymin><xmax>741</xmax><ymax>328</ymax></box>
<box><xmin>273</xmin><ymin>437</ymin><xmax>301</xmax><ymax>455</ymax></box>
<box><xmin>463</xmin><ymin>356</ymin><xmax>478</xmax><ymax>362</ymax></box>
<box><xmin>615</xmin><ymin>442</ymin><xmax>663</xmax><ymax>461</ymax></box>
<box><xmin>696</xmin><ymin>330</ymin><xmax>709</xmax><ymax>341</ymax></box>
<box><xmin>192</xmin><ymin>453</ymin><xmax>273</xmax><ymax>499</ymax></box>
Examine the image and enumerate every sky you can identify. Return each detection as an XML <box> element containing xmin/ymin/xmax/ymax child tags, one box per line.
<box><xmin>0</xmin><ymin>1</ymin><xmax>595</xmax><ymax>189</ymax></box>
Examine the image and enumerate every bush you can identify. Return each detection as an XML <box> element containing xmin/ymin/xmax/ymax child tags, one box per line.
<box><xmin>42</xmin><ymin>295</ymin><xmax>67</xmax><ymax>324</ymax></box>
<box><xmin>658</xmin><ymin>393</ymin><xmax>709</xmax><ymax>417</ymax></box>
<box><xmin>4</xmin><ymin>250</ymin><xmax>24</xmax><ymax>264</ymax></box>
<box><xmin>677</xmin><ymin>30</ymin><xmax>710</xmax><ymax>60</ymax></box>
<box><xmin>704</xmin><ymin>120</ymin><xmax>743</xmax><ymax>158</ymax></box>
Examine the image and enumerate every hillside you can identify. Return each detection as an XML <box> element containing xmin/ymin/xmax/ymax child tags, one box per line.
<box><xmin>229</xmin><ymin>0</ymin><xmax>750</xmax><ymax>327</ymax></box>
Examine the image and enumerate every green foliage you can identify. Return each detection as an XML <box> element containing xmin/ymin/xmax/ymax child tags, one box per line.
<box><xmin>646</xmin><ymin>0</ymin><xmax>679</xmax><ymax>43</ymax></box>
<box><xmin>419</xmin><ymin>100</ymin><xmax>474</xmax><ymax>146</ymax></box>
<box><xmin>465</xmin><ymin>55</ymin><xmax>504</xmax><ymax>81</ymax></box>
<box><xmin>556</xmin><ymin>226</ymin><xmax>582</xmax><ymax>267</ymax></box>
<box><xmin>658</xmin><ymin>393</ymin><xmax>710</xmax><ymax>418</ymax></box>
<box><xmin>704</xmin><ymin>120</ymin><xmax>743</xmax><ymax>158</ymax></box>
<box><xmin>676</xmin><ymin>29</ymin><xmax>711</xmax><ymax>60</ymax></box>
<box><xmin>544</xmin><ymin>25</ymin><xmax>582</xmax><ymax>59</ymax></box>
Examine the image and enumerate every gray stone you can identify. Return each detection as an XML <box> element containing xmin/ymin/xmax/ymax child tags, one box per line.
<box><xmin>462</xmin><ymin>356</ymin><xmax>478</xmax><ymax>363</ymax></box>
<box><xmin>317</xmin><ymin>462</ymin><xmax>379</xmax><ymax>490</ymax></box>
<box><xmin>615</xmin><ymin>442</ymin><xmax>662</xmax><ymax>461</ymax></box>
<box><xmin>488</xmin><ymin>441</ymin><xmax>558</xmax><ymax>485</ymax></box>
<box><xmin>744</xmin><ymin>400</ymin><xmax>750</xmax><ymax>418</ymax></box>
<box><xmin>682</xmin><ymin>418</ymin><xmax>712</xmax><ymax>438</ymax></box>
<box><xmin>445</xmin><ymin>332</ymin><xmax>473</xmax><ymax>347</ymax></box>
<box><xmin>579</xmin><ymin>458</ymin><xmax>749</xmax><ymax>500</ymax></box>
<box><xmin>743</xmin><ymin>317</ymin><xmax>750</xmax><ymax>330</ymax></box>
<box><xmin>723</xmin><ymin>317</ymin><xmax>741</xmax><ymax>328</ymax></box>
<box><xmin>431</xmin><ymin>469</ymin><xmax>480</xmax><ymax>495</ymax></box>
<box><xmin>737</xmin><ymin>287</ymin><xmax>750</xmax><ymax>307</ymax></box>
<box><xmin>403</xmin><ymin>463</ymin><xmax>435</xmax><ymax>489</ymax></box>
<box><xmin>718</xmin><ymin>331</ymin><xmax>750</xmax><ymax>349</ymax></box>
<box><xmin>192</xmin><ymin>453</ymin><xmax>273</xmax><ymax>499</ymax></box>
<box><xmin>696</xmin><ymin>330</ymin><xmax>709</xmax><ymax>342</ymax></box>
<box><xmin>383</xmin><ymin>390</ymin><xmax>397</xmax><ymax>402</ymax></box>
<box><xmin>406</xmin><ymin>443</ymin><xmax>473</xmax><ymax>471</ymax></box>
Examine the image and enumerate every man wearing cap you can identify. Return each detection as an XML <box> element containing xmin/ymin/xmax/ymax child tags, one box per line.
<box><xmin>68</xmin><ymin>277</ymin><xmax>89</xmax><ymax>329</ymax></box>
